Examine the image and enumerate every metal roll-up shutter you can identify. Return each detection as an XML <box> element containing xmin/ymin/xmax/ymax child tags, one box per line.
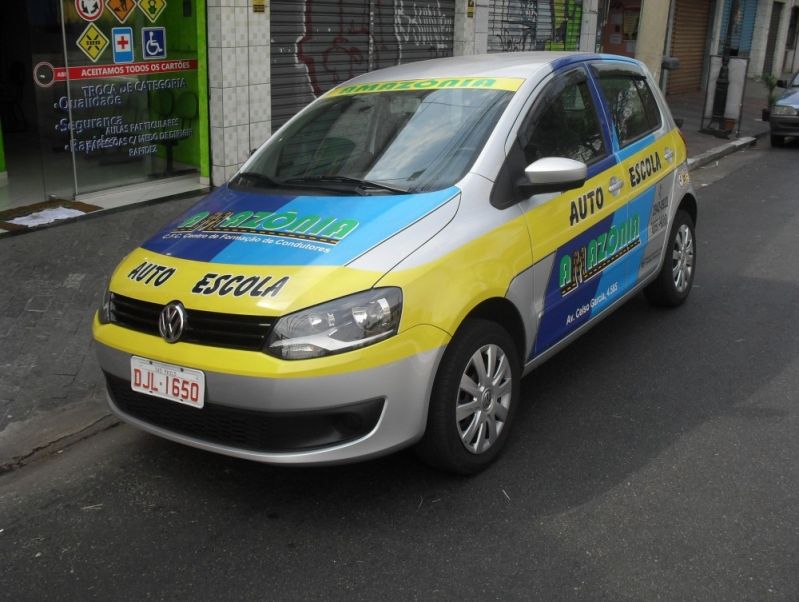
<box><xmin>488</xmin><ymin>0</ymin><xmax>583</xmax><ymax>53</ymax></box>
<box><xmin>372</xmin><ymin>0</ymin><xmax>456</xmax><ymax>70</ymax></box>
<box><xmin>667</xmin><ymin>0</ymin><xmax>712</xmax><ymax>95</ymax></box>
<box><xmin>270</xmin><ymin>0</ymin><xmax>455</xmax><ymax>131</ymax></box>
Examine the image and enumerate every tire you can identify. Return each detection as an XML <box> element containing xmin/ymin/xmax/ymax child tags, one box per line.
<box><xmin>415</xmin><ymin>319</ymin><xmax>520</xmax><ymax>475</ymax></box>
<box><xmin>771</xmin><ymin>134</ymin><xmax>785</xmax><ymax>147</ymax></box>
<box><xmin>644</xmin><ymin>209</ymin><xmax>696</xmax><ymax>307</ymax></box>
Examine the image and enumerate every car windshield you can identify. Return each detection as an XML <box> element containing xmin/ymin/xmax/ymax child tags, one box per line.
<box><xmin>239</xmin><ymin>87</ymin><xmax>513</xmax><ymax>195</ymax></box>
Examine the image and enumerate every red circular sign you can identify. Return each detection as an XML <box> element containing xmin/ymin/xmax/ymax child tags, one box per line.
<box><xmin>75</xmin><ymin>0</ymin><xmax>105</xmax><ymax>21</ymax></box>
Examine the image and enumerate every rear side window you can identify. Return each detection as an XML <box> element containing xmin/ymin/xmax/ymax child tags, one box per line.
<box><xmin>596</xmin><ymin>73</ymin><xmax>662</xmax><ymax>147</ymax></box>
<box><xmin>519</xmin><ymin>70</ymin><xmax>607</xmax><ymax>166</ymax></box>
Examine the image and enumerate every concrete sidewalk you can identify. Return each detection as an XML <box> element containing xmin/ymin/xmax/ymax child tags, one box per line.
<box><xmin>0</xmin><ymin>195</ymin><xmax>202</xmax><ymax>471</ymax></box>
<box><xmin>668</xmin><ymin>75</ymin><xmax>773</xmax><ymax>167</ymax></box>
<box><xmin>0</xmin><ymin>79</ymin><xmax>781</xmax><ymax>471</ymax></box>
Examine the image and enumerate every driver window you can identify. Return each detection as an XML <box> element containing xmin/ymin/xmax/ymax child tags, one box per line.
<box><xmin>520</xmin><ymin>72</ymin><xmax>606</xmax><ymax>166</ymax></box>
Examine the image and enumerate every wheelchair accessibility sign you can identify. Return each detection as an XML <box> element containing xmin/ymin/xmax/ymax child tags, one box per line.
<box><xmin>142</xmin><ymin>27</ymin><xmax>167</xmax><ymax>60</ymax></box>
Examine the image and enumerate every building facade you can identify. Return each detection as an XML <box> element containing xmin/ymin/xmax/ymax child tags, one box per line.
<box><xmin>1</xmin><ymin>0</ymin><xmax>797</xmax><ymax>213</ymax></box>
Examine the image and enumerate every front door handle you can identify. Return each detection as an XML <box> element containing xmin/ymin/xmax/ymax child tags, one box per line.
<box><xmin>609</xmin><ymin>176</ymin><xmax>624</xmax><ymax>195</ymax></box>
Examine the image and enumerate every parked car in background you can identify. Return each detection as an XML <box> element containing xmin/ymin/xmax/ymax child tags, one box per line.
<box><xmin>94</xmin><ymin>52</ymin><xmax>698</xmax><ymax>474</ymax></box>
<box><xmin>770</xmin><ymin>72</ymin><xmax>799</xmax><ymax>146</ymax></box>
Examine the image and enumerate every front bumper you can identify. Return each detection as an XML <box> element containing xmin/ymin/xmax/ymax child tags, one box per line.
<box><xmin>95</xmin><ymin>330</ymin><xmax>447</xmax><ymax>465</ymax></box>
<box><xmin>769</xmin><ymin>114</ymin><xmax>799</xmax><ymax>137</ymax></box>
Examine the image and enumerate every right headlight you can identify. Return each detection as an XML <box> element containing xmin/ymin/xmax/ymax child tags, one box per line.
<box><xmin>772</xmin><ymin>104</ymin><xmax>799</xmax><ymax>116</ymax></box>
<box><xmin>264</xmin><ymin>288</ymin><xmax>403</xmax><ymax>360</ymax></box>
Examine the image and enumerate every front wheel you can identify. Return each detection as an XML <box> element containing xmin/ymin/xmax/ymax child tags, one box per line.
<box><xmin>415</xmin><ymin>319</ymin><xmax>520</xmax><ymax>474</ymax></box>
<box><xmin>644</xmin><ymin>209</ymin><xmax>696</xmax><ymax>307</ymax></box>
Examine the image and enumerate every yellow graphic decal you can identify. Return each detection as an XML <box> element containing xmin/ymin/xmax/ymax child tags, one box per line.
<box><xmin>77</xmin><ymin>23</ymin><xmax>109</xmax><ymax>63</ymax></box>
<box><xmin>327</xmin><ymin>77</ymin><xmax>525</xmax><ymax>96</ymax></box>
<box><xmin>523</xmin><ymin>129</ymin><xmax>684</xmax><ymax>261</ymax></box>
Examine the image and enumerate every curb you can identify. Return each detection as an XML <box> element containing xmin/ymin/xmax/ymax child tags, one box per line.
<box><xmin>0</xmin><ymin>414</ymin><xmax>120</xmax><ymax>475</ymax></box>
<box><xmin>687</xmin><ymin>133</ymin><xmax>765</xmax><ymax>171</ymax></box>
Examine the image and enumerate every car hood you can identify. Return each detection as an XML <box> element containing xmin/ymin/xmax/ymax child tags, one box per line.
<box><xmin>776</xmin><ymin>87</ymin><xmax>799</xmax><ymax>108</ymax></box>
<box><xmin>111</xmin><ymin>184</ymin><xmax>459</xmax><ymax>315</ymax></box>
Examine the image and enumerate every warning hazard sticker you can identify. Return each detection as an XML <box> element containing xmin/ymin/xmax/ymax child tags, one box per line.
<box><xmin>137</xmin><ymin>0</ymin><xmax>167</xmax><ymax>23</ymax></box>
<box><xmin>107</xmin><ymin>0</ymin><xmax>135</xmax><ymax>23</ymax></box>
<box><xmin>77</xmin><ymin>23</ymin><xmax>109</xmax><ymax>63</ymax></box>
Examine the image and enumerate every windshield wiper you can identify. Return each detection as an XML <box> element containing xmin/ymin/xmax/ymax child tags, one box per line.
<box><xmin>230</xmin><ymin>171</ymin><xmax>285</xmax><ymax>189</ymax></box>
<box><xmin>283</xmin><ymin>175</ymin><xmax>409</xmax><ymax>194</ymax></box>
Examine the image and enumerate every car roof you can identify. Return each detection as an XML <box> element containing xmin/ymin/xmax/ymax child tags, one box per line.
<box><xmin>343</xmin><ymin>52</ymin><xmax>641</xmax><ymax>84</ymax></box>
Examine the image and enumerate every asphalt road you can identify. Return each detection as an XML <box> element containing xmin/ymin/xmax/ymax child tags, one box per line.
<box><xmin>2</xmin><ymin>142</ymin><xmax>799</xmax><ymax>600</ymax></box>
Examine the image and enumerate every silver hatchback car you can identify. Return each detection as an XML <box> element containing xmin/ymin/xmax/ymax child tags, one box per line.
<box><xmin>95</xmin><ymin>52</ymin><xmax>697</xmax><ymax>473</ymax></box>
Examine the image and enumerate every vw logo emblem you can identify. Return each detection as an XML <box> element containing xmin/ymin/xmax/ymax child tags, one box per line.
<box><xmin>158</xmin><ymin>302</ymin><xmax>186</xmax><ymax>343</ymax></box>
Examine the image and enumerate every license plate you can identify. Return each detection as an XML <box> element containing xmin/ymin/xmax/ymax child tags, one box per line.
<box><xmin>130</xmin><ymin>356</ymin><xmax>205</xmax><ymax>409</ymax></box>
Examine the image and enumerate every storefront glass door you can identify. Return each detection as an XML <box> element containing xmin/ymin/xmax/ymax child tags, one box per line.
<box><xmin>30</xmin><ymin>0</ymin><xmax>203</xmax><ymax>201</ymax></box>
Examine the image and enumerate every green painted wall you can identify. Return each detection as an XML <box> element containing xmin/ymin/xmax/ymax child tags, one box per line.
<box><xmin>0</xmin><ymin>123</ymin><xmax>5</xmax><ymax>173</ymax></box>
<box><xmin>154</xmin><ymin>0</ymin><xmax>204</xmax><ymax>170</ymax></box>
<box><xmin>196</xmin><ymin>0</ymin><xmax>209</xmax><ymax>178</ymax></box>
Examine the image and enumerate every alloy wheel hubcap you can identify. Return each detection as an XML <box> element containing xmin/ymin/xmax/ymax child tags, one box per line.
<box><xmin>672</xmin><ymin>224</ymin><xmax>694</xmax><ymax>293</ymax></box>
<box><xmin>455</xmin><ymin>344</ymin><xmax>513</xmax><ymax>455</ymax></box>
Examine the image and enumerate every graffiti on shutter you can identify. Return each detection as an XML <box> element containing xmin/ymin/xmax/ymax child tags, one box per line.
<box><xmin>270</xmin><ymin>0</ymin><xmax>455</xmax><ymax>130</ymax></box>
<box><xmin>488</xmin><ymin>0</ymin><xmax>583</xmax><ymax>53</ymax></box>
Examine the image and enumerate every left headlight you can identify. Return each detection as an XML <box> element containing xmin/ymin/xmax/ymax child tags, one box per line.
<box><xmin>265</xmin><ymin>288</ymin><xmax>403</xmax><ymax>360</ymax></box>
<box><xmin>772</xmin><ymin>104</ymin><xmax>799</xmax><ymax>116</ymax></box>
<box><xmin>98</xmin><ymin>288</ymin><xmax>112</xmax><ymax>324</ymax></box>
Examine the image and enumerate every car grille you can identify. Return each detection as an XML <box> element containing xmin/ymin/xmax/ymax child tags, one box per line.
<box><xmin>109</xmin><ymin>293</ymin><xmax>274</xmax><ymax>351</ymax></box>
<box><xmin>105</xmin><ymin>374</ymin><xmax>384</xmax><ymax>453</ymax></box>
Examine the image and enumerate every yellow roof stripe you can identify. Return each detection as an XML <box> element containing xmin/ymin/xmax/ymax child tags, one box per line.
<box><xmin>327</xmin><ymin>77</ymin><xmax>525</xmax><ymax>96</ymax></box>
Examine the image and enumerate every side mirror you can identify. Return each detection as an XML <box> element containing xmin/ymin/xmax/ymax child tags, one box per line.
<box><xmin>777</xmin><ymin>79</ymin><xmax>788</xmax><ymax>88</ymax></box>
<box><xmin>661</xmin><ymin>56</ymin><xmax>680</xmax><ymax>71</ymax></box>
<box><xmin>518</xmin><ymin>157</ymin><xmax>587</xmax><ymax>195</ymax></box>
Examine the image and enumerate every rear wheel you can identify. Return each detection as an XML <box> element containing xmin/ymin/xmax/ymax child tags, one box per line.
<box><xmin>644</xmin><ymin>209</ymin><xmax>696</xmax><ymax>307</ymax></box>
<box><xmin>415</xmin><ymin>319</ymin><xmax>520</xmax><ymax>475</ymax></box>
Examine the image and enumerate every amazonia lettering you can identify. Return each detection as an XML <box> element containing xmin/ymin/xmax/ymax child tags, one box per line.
<box><xmin>176</xmin><ymin>210</ymin><xmax>359</xmax><ymax>244</ymax></box>
<box><xmin>558</xmin><ymin>215</ymin><xmax>641</xmax><ymax>294</ymax></box>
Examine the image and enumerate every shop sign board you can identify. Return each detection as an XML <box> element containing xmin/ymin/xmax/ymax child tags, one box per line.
<box><xmin>77</xmin><ymin>23</ymin><xmax>110</xmax><ymax>62</ymax></box>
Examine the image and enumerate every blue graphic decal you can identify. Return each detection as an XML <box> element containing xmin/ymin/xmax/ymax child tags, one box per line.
<box><xmin>617</xmin><ymin>134</ymin><xmax>655</xmax><ymax>161</ymax></box>
<box><xmin>142</xmin><ymin>185</ymin><xmax>459</xmax><ymax>267</ymax></box>
<box><xmin>531</xmin><ymin>179</ymin><xmax>659</xmax><ymax>358</ymax></box>
<box><xmin>532</xmin><ymin>216</ymin><xmax>610</xmax><ymax>357</ymax></box>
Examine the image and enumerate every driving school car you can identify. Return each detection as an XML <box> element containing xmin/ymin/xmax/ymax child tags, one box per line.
<box><xmin>93</xmin><ymin>52</ymin><xmax>697</xmax><ymax>474</ymax></box>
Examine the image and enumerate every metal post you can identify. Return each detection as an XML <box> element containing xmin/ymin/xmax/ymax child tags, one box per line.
<box><xmin>706</xmin><ymin>0</ymin><xmax>740</xmax><ymax>137</ymax></box>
